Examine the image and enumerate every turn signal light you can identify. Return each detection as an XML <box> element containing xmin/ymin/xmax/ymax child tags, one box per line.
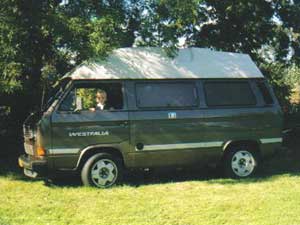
<box><xmin>37</xmin><ymin>146</ymin><xmax>46</xmax><ymax>156</ymax></box>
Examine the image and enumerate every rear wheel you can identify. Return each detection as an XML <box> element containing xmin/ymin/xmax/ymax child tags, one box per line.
<box><xmin>224</xmin><ymin>146</ymin><xmax>259</xmax><ymax>178</ymax></box>
<box><xmin>81</xmin><ymin>153</ymin><xmax>122</xmax><ymax>188</ymax></box>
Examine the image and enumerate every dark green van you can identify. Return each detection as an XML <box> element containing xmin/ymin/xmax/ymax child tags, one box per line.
<box><xmin>19</xmin><ymin>47</ymin><xmax>283</xmax><ymax>188</ymax></box>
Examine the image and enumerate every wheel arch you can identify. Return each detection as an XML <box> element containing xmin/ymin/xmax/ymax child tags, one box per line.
<box><xmin>222</xmin><ymin>140</ymin><xmax>261</xmax><ymax>159</ymax></box>
<box><xmin>76</xmin><ymin>146</ymin><xmax>125</xmax><ymax>171</ymax></box>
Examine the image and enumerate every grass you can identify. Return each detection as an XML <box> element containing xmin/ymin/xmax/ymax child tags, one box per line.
<box><xmin>1</xmin><ymin>148</ymin><xmax>300</xmax><ymax>225</ymax></box>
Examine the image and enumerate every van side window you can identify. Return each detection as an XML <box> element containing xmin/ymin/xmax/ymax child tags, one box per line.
<box><xmin>58</xmin><ymin>83</ymin><xmax>123</xmax><ymax>111</ymax></box>
<box><xmin>204</xmin><ymin>81</ymin><xmax>256</xmax><ymax>107</ymax></box>
<box><xmin>136</xmin><ymin>82</ymin><xmax>198</xmax><ymax>108</ymax></box>
<box><xmin>256</xmin><ymin>81</ymin><xmax>274</xmax><ymax>105</ymax></box>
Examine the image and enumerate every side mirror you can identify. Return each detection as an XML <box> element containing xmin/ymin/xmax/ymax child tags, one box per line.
<box><xmin>74</xmin><ymin>96</ymin><xmax>82</xmax><ymax>112</ymax></box>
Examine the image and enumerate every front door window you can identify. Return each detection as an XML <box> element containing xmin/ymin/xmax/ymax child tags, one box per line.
<box><xmin>58</xmin><ymin>83</ymin><xmax>124</xmax><ymax>112</ymax></box>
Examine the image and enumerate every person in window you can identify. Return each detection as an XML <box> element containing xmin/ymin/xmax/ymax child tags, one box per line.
<box><xmin>90</xmin><ymin>89</ymin><xmax>113</xmax><ymax>111</ymax></box>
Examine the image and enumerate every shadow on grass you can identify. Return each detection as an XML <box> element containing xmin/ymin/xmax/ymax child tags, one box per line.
<box><xmin>0</xmin><ymin>153</ymin><xmax>33</xmax><ymax>182</ymax></box>
<box><xmin>1</xmin><ymin>146</ymin><xmax>300</xmax><ymax>188</ymax></box>
<box><xmin>123</xmin><ymin>148</ymin><xmax>300</xmax><ymax>187</ymax></box>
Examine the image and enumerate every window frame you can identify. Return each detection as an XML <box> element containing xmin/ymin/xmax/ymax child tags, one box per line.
<box><xmin>56</xmin><ymin>80</ymin><xmax>127</xmax><ymax>113</ymax></box>
<box><xmin>256</xmin><ymin>80</ymin><xmax>274</xmax><ymax>106</ymax></box>
<box><xmin>203</xmin><ymin>80</ymin><xmax>257</xmax><ymax>108</ymax></box>
<box><xmin>134</xmin><ymin>81</ymin><xmax>200</xmax><ymax>110</ymax></box>
<box><xmin>57</xmin><ymin>87</ymin><xmax>77</xmax><ymax>112</ymax></box>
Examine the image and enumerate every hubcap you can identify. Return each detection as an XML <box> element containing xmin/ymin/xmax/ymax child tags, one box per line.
<box><xmin>231</xmin><ymin>150</ymin><xmax>255</xmax><ymax>177</ymax></box>
<box><xmin>91</xmin><ymin>159</ymin><xmax>118</xmax><ymax>187</ymax></box>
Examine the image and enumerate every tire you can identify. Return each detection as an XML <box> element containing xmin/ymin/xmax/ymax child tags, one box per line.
<box><xmin>81</xmin><ymin>153</ymin><xmax>123</xmax><ymax>188</ymax></box>
<box><xmin>223</xmin><ymin>146</ymin><xmax>259</xmax><ymax>178</ymax></box>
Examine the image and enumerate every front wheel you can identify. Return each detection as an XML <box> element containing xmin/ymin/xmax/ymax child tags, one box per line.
<box><xmin>81</xmin><ymin>153</ymin><xmax>122</xmax><ymax>188</ymax></box>
<box><xmin>224</xmin><ymin>147</ymin><xmax>259</xmax><ymax>178</ymax></box>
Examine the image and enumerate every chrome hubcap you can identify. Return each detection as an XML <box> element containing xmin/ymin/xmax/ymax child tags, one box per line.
<box><xmin>91</xmin><ymin>159</ymin><xmax>118</xmax><ymax>187</ymax></box>
<box><xmin>231</xmin><ymin>150</ymin><xmax>255</xmax><ymax>177</ymax></box>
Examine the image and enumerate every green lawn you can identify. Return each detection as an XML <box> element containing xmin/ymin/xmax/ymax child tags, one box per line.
<box><xmin>1</xmin><ymin>149</ymin><xmax>300</xmax><ymax>225</ymax></box>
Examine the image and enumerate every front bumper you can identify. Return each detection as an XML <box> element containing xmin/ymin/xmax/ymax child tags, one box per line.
<box><xmin>18</xmin><ymin>154</ymin><xmax>47</xmax><ymax>178</ymax></box>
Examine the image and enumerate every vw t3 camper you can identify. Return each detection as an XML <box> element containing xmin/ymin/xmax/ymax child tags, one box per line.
<box><xmin>19</xmin><ymin>47</ymin><xmax>283</xmax><ymax>188</ymax></box>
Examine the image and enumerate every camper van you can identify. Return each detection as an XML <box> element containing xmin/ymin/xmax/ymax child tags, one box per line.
<box><xmin>18</xmin><ymin>47</ymin><xmax>283</xmax><ymax>188</ymax></box>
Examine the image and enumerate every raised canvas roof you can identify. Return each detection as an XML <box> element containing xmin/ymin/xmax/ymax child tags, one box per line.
<box><xmin>63</xmin><ymin>47</ymin><xmax>264</xmax><ymax>80</ymax></box>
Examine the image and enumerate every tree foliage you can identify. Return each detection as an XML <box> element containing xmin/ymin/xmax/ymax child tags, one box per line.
<box><xmin>1</xmin><ymin>0</ymin><xmax>300</xmax><ymax>141</ymax></box>
<box><xmin>0</xmin><ymin>0</ymin><xmax>138</xmax><ymax>128</ymax></box>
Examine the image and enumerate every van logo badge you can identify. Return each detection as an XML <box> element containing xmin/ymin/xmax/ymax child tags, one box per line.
<box><xmin>69</xmin><ymin>131</ymin><xmax>109</xmax><ymax>137</ymax></box>
<box><xmin>168</xmin><ymin>112</ymin><xmax>177</xmax><ymax>119</ymax></box>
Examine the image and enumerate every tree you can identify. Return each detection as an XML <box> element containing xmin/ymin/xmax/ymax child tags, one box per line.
<box><xmin>276</xmin><ymin>0</ymin><xmax>300</xmax><ymax>64</ymax></box>
<box><xmin>0</xmin><ymin>0</ymin><xmax>138</xmax><ymax>144</ymax></box>
<box><xmin>135</xmin><ymin>0</ymin><xmax>204</xmax><ymax>48</ymax></box>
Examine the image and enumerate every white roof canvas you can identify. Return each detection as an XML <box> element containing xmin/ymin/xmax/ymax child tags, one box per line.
<box><xmin>64</xmin><ymin>47</ymin><xmax>264</xmax><ymax>80</ymax></box>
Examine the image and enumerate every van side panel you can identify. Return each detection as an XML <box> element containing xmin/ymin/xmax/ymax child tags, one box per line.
<box><xmin>126</xmin><ymin>79</ymin><xmax>282</xmax><ymax>169</ymax></box>
<box><xmin>50</xmin><ymin>111</ymin><xmax>129</xmax><ymax>169</ymax></box>
<box><xmin>127</xmin><ymin>107</ymin><xmax>282</xmax><ymax>168</ymax></box>
<box><xmin>128</xmin><ymin>110</ymin><xmax>223</xmax><ymax>168</ymax></box>
<box><xmin>201</xmin><ymin>107</ymin><xmax>282</xmax><ymax>142</ymax></box>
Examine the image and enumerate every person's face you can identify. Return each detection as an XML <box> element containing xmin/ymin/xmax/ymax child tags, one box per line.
<box><xmin>96</xmin><ymin>93</ymin><xmax>106</xmax><ymax>104</ymax></box>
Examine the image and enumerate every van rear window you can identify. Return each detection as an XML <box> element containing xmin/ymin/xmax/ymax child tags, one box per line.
<box><xmin>136</xmin><ymin>82</ymin><xmax>198</xmax><ymax>108</ymax></box>
<box><xmin>256</xmin><ymin>81</ymin><xmax>274</xmax><ymax>105</ymax></box>
<box><xmin>204</xmin><ymin>81</ymin><xmax>256</xmax><ymax>107</ymax></box>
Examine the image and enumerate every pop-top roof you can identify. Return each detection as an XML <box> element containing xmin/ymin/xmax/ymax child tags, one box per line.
<box><xmin>63</xmin><ymin>47</ymin><xmax>264</xmax><ymax>80</ymax></box>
